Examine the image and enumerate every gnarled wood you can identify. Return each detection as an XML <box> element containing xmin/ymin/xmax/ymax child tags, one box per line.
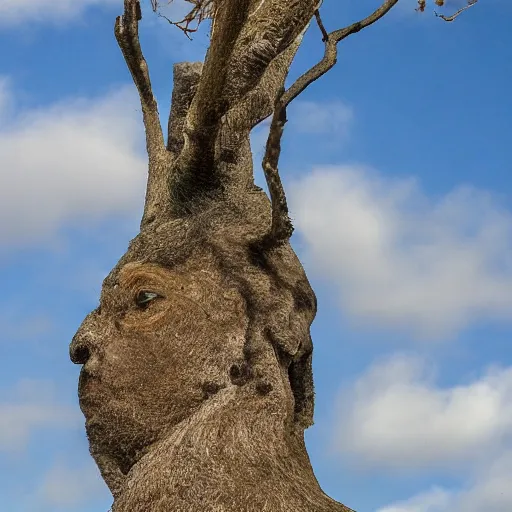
<box><xmin>70</xmin><ymin>1</ymin><xmax>415</xmax><ymax>511</ymax></box>
<box><xmin>167</xmin><ymin>62</ymin><xmax>203</xmax><ymax>156</ymax></box>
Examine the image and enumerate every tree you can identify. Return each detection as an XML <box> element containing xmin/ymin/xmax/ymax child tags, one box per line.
<box><xmin>69</xmin><ymin>1</ymin><xmax>478</xmax><ymax>510</ymax></box>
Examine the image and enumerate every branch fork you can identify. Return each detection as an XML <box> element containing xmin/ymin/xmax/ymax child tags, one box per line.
<box><xmin>258</xmin><ymin>0</ymin><xmax>400</xmax><ymax>248</ymax></box>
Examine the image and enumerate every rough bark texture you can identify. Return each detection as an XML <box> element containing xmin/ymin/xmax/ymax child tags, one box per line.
<box><xmin>70</xmin><ymin>1</ymin><xmax>400</xmax><ymax>510</ymax></box>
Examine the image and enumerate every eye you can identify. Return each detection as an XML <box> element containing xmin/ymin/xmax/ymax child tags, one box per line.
<box><xmin>135</xmin><ymin>290</ymin><xmax>162</xmax><ymax>309</ymax></box>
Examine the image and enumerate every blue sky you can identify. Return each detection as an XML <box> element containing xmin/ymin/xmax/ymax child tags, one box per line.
<box><xmin>1</xmin><ymin>0</ymin><xmax>511</xmax><ymax>511</ymax></box>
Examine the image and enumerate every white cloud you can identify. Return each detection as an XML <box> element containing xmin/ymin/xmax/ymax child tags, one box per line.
<box><xmin>0</xmin><ymin>78</ymin><xmax>147</xmax><ymax>249</ymax></box>
<box><xmin>377</xmin><ymin>452</ymin><xmax>512</xmax><ymax>512</ymax></box>
<box><xmin>456</xmin><ymin>452</ymin><xmax>512</xmax><ymax>512</ymax></box>
<box><xmin>377</xmin><ymin>487</ymin><xmax>453</xmax><ymax>512</ymax></box>
<box><xmin>0</xmin><ymin>0</ymin><xmax>119</xmax><ymax>26</ymax></box>
<box><xmin>290</xmin><ymin>99</ymin><xmax>353</xmax><ymax>138</ymax></box>
<box><xmin>250</xmin><ymin>99</ymin><xmax>353</xmax><ymax>169</ymax></box>
<box><xmin>0</xmin><ymin>380</ymin><xmax>82</xmax><ymax>452</ymax></box>
<box><xmin>35</xmin><ymin>460</ymin><xmax>110</xmax><ymax>509</ymax></box>
<box><xmin>334</xmin><ymin>354</ymin><xmax>512</xmax><ymax>471</ymax></box>
<box><xmin>289</xmin><ymin>165</ymin><xmax>512</xmax><ymax>339</ymax></box>
<box><xmin>340</xmin><ymin>354</ymin><xmax>512</xmax><ymax>511</ymax></box>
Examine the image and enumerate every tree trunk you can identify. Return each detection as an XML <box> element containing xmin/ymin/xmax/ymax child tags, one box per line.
<box><xmin>69</xmin><ymin>1</ymin><xmax>402</xmax><ymax>510</ymax></box>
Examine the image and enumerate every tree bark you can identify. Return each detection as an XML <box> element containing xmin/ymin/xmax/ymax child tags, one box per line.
<box><xmin>70</xmin><ymin>1</ymin><xmax>402</xmax><ymax>510</ymax></box>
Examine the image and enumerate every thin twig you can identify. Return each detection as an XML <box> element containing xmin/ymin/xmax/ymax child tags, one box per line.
<box><xmin>314</xmin><ymin>9</ymin><xmax>329</xmax><ymax>42</ymax></box>
<box><xmin>282</xmin><ymin>0</ymin><xmax>399</xmax><ymax>107</ymax></box>
<box><xmin>158</xmin><ymin>13</ymin><xmax>198</xmax><ymax>40</ymax></box>
<box><xmin>151</xmin><ymin>0</ymin><xmax>215</xmax><ymax>37</ymax></box>
<box><xmin>435</xmin><ymin>0</ymin><xmax>478</xmax><ymax>22</ymax></box>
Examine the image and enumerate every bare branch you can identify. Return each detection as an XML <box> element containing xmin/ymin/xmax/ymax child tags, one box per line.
<box><xmin>314</xmin><ymin>8</ymin><xmax>328</xmax><ymax>42</ymax></box>
<box><xmin>435</xmin><ymin>0</ymin><xmax>478</xmax><ymax>22</ymax></box>
<box><xmin>259</xmin><ymin>89</ymin><xmax>294</xmax><ymax>248</ymax></box>
<box><xmin>115</xmin><ymin>0</ymin><xmax>168</xmax><ymax>228</ymax></box>
<box><xmin>223</xmin><ymin>0</ymin><xmax>317</xmax><ymax>108</ymax></box>
<box><xmin>222</xmin><ymin>19</ymin><xmax>311</xmax><ymax>136</ymax></box>
<box><xmin>248</xmin><ymin>0</ymin><xmax>399</xmax><ymax>248</ymax></box>
<box><xmin>114</xmin><ymin>0</ymin><xmax>166</xmax><ymax>160</ymax></box>
<box><xmin>282</xmin><ymin>0</ymin><xmax>399</xmax><ymax>107</ymax></box>
<box><xmin>164</xmin><ymin>0</ymin><xmax>253</xmax><ymax>215</ymax></box>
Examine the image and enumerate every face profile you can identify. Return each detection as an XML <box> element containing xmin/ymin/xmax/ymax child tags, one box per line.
<box><xmin>71</xmin><ymin>250</ymin><xmax>250</xmax><ymax>486</ymax></box>
<box><xmin>68</xmin><ymin>216</ymin><xmax>348</xmax><ymax>511</ymax></box>
<box><xmin>69</xmin><ymin>0</ymin><xmax>348</xmax><ymax>498</ymax></box>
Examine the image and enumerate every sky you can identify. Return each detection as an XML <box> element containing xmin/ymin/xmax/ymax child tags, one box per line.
<box><xmin>1</xmin><ymin>0</ymin><xmax>511</xmax><ymax>511</ymax></box>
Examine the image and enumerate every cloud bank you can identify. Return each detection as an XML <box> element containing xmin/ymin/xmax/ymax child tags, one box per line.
<box><xmin>377</xmin><ymin>452</ymin><xmax>512</xmax><ymax>512</ymax></box>
<box><xmin>290</xmin><ymin>99</ymin><xmax>353</xmax><ymax>138</ymax></box>
<box><xmin>334</xmin><ymin>354</ymin><xmax>512</xmax><ymax>470</ymax></box>
<box><xmin>289</xmin><ymin>166</ymin><xmax>512</xmax><ymax>339</ymax></box>
<box><xmin>0</xmin><ymin>0</ymin><xmax>118</xmax><ymax>26</ymax></box>
<box><xmin>0</xmin><ymin>78</ymin><xmax>146</xmax><ymax>249</ymax></box>
<box><xmin>335</xmin><ymin>355</ymin><xmax>512</xmax><ymax>512</ymax></box>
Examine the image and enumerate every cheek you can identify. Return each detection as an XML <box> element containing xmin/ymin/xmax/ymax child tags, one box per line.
<box><xmin>102</xmin><ymin>332</ymin><xmax>205</xmax><ymax>393</ymax></box>
<box><xmin>99</xmin><ymin>340</ymin><xmax>204</xmax><ymax>426</ymax></box>
<box><xmin>103</xmin><ymin>335</ymin><xmax>166</xmax><ymax>379</ymax></box>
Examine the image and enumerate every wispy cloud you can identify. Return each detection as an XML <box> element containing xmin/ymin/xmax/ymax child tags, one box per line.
<box><xmin>251</xmin><ymin>99</ymin><xmax>353</xmax><ymax>161</ymax></box>
<box><xmin>290</xmin><ymin>99</ymin><xmax>353</xmax><ymax>138</ymax></box>
<box><xmin>290</xmin><ymin>165</ymin><xmax>512</xmax><ymax>339</ymax></box>
<box><xmin>0</xmin><ymin>379</ymin><xmax>82</xmax><ymax>452</ymax></box>
<box><xmin>0</xmin><ymin>312</ymin><xmax>53</xmax><ymax>343</ymax></box>
<box><xmin>377</xmin><ymin>452</ymin><xmax>512</xmax><ymax>512</ymax></box>
<box><xmin>378</xmin><ymin>487</ymin><xmax>453</xmax><ymax>512</ymax></box>
<box><xmin>334</xmin><ymin>354</ymin><xmax>512</xmax><ymax>471</ymax></box>
<box><xmin>0</xmin><ymin>0</ymin><xmax>119</xmax><ymax>27</ymax></box>
<box><xmin>0</xmin><ymin>78</ymin><xmax>147</xmax><ymax>250</ymax></box>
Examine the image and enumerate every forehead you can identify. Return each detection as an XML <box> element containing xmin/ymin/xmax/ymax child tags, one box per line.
<box><xmin>99</xmin><ymin>207</ymin><xmax>264</xmax><ymax>296</ymax></box>
<box><xmin>105</xmin><ymin>256</ymin><xmax>218</xmax><ymax>290</ymax></box>
<box><xmin>118</xmin><ymin>262</ymin><xmax>177</xmax><ymax>284</ymax></box>
<box><xmin>121</xmin><ymin>259</ymin><xmax>219</xmax><ymax>286</ymax></box>
<box><xmin>101</xmin><ymin>225</ymin><xmax>207</xmax><ymax>286</ymax></box>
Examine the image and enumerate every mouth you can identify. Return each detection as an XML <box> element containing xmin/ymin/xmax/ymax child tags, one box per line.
<box><xmin>78</xmin><ymin>366</ymin><xmax>101</xmax><ymax>399</ymax></box>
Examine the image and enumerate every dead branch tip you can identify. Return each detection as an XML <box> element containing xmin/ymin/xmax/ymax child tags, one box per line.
<box><xmin>150</xmin><ymin>0</ymin><xmax>215</xmax><ymax>38</ymax></box>
<box><xmin>435</xmin><ymin>0</ymin><xmax>478</xmax><ymax>22</ymax></box>
<box><xmin>282</xmin><ymin>0</ymin><xmax>399</xmax><ymax>107</ymax></box>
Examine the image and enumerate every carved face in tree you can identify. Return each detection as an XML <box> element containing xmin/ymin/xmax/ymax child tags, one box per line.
<box><xmin>70</xmin><ymin>213</ymin><xmax>317</xmax><ymax>490</ymax></box>
<box><xmin>66</xmin><ymin>0</ymin><xmax>469</xmax><ymax>508</ymax></box>
<box><xmin>72</xmin><ymin>261</ymin><xmax>244</xmax><ymax>474</ymax></box>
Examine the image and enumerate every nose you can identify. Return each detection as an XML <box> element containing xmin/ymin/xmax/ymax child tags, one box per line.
<box><xmin>69</xmin><ymin>311</ymin><xmax>98</xmax><ymax>365</ymax></box>
<box><xmin>70</xmin><ymin>340</ymin><xmax>91</xmax><ymax>364</ymax></box>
